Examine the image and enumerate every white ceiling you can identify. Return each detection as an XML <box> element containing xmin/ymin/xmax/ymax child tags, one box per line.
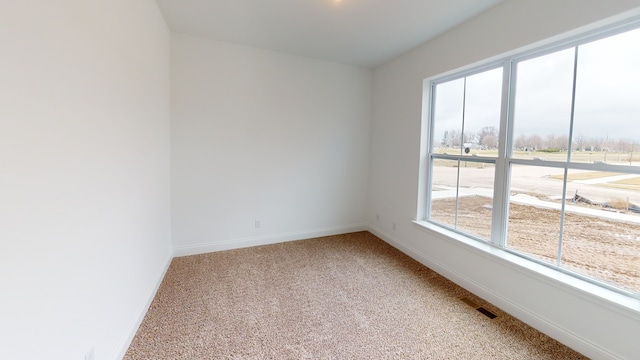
<box><xmin>155</xmin><ymin>0</ymin><xmax>503</xmax><ymax>68</ymax></box>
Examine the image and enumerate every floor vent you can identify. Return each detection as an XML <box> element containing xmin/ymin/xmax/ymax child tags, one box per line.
<box><xmin>459</xmin><ymin>297</ymin><xmax>479</xmax><ymax>309</ymax></box>
<box><xmin>460</xmin><ymin>297</ymin><xmax>498</xmax><ymax>319</ymax></box>
<box><xmin>476</xmin><ymin>307</ymin><xmax>498</xmax><ymax>319</ymax></box>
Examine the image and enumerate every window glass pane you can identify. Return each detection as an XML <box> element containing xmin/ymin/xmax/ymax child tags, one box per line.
<box><xmin>430</xmin><ymin>159</ymin><xmax>459</xmax><ymax>228</ymax></box>
<box><xmin>561</xmin><ymin>169</ymin><xmax>640</xmax><ymax>293</ymax></box>
<box><xmin>572</xmin><ymin>28</ymin><xmax>640</xmax><ymax>165</ymax></box>
<box><xmin>427</xmin><ymin>25</ymin><xmax>640</xmax><ymax>296</ymax></box>
<box><xmin>512</xmin><ymin>49</ymin><xmax>575</xmax><ymax>160</ymax></box>
<box><xmin>462</xmin><ymin>68</ymin><xmax>502</xmax><ymax>157</ymax></box>
<box><xmin>506</xmin><ymin>165</ymin><xmax>565</xmax><ymax>264</ymax></box>
<box><xmin>456</xmin><ymin>162</ymin><xmax>495</xmax><ymax>240</ymax></box>
<box><xmin>433</xmin><ymin>79</ymin><xmax>464</xmax><ymax>155</ymax></box>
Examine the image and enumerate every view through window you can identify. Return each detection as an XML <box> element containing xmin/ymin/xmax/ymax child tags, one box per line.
<box><xmin>426</xmin><ymin>24</ymin><xmax>640</xmax><ymax>296</ymax></box>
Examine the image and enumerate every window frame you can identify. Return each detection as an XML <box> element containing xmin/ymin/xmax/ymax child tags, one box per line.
<box><xmin>426</xmin><ymin>63</ymin><xmax>504</xmax><ymax>243</ymax></box>
<box><xmin>420</xmin><ymin>18</ymin><xmax>640</xmax><ymax>299</ymax></box>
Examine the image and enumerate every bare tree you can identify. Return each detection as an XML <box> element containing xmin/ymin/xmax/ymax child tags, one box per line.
<box><xmin>441</xmin><ymin>131</ymin><xmax>449</xmax><ymax>147</ymax></box>
<box><xmin>545</xmin><ymin>134</ymin><xmax>557</xmax><ymax>149</ymax></box>
<box><xmin>514</xmin><ymin>134</ymin><xmax>527</xmax><ymax>150</ymax></box>
<box><xmin>482</xmin><ymin>134</ymin><xmax>498</xmax><ymax>149</ymax></box>
<box><xmin>449</xmin><ymin>129</ymin><xmax>462</xmax><ymax>147</ymax></box>
<box><xmin>477</xmin><ymin>126</ymin><xmax>498</xmax><ymax>149</ymax></box>
<box><xmin>616</xmin><ymin>139</ymin><xmax>631</xmax><ymax>153</ymax></box>
<box><xmin>555</xmin><ymin>135</ymin><xmax>569</xmax><ymax>151</ymax></box>
<box><xmin>527</xmin><ymin>134</ymin><xmax>543</xmax><ymax>150</ymax></box>
<box><xmin>588</xmin><ymin>136</ymin><xmax>605</xmax><ymax>151</ymax></box>
<box><xmin>463</xmin><ymin>131</ymin><xmax>477</xmax><ymax>144</ymax></box>
<box><xmin>573</xmin><ymin>134</ymin><xmax>586</xmax><ymax>151</ymax></box>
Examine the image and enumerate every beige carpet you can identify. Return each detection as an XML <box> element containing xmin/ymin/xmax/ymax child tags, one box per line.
<box><xmin>124</xmin><ymin>232</ymin><xmax>587</xmax><ymax>359</ymax></box>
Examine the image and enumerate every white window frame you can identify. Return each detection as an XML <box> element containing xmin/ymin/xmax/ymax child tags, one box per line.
<box><xmin>418</xmin><ymin>18</ymin><xmax>640</xmax><ymax>300</ymax></box>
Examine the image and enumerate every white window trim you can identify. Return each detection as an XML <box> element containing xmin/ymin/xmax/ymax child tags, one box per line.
<box><xmin>412</xmin><ymin>219</ymin><xmax>640</xmax><ymax>314</ymax></box>
<box><xmin>417</xmin><ymin>16</ymin><xmax>640</xmax><ymax>302</ymax></box>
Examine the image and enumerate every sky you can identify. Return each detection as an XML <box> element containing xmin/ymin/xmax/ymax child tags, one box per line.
<box><xmin>432</xmin><ymin>26</ymin><xmax>640</xmax><ymax>147</ymax></box>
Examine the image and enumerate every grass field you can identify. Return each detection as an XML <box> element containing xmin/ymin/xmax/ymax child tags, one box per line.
<box><xmin>548</xmin><ymin>172</ymin><xmax>621</xmax><ymax>181</ymax></box>
<box><xmin>433</xmin><ymin>148</ymin><xmax>637</xmax><ymax>165</ymax></box>
<box><xmin>602</xmin><ymin>177</ymin><xmax>640</xmax><ymax>190</ymax></box>
<box><xmin>612</xmin><ymin>177</ymin><xmax>640</xmax><ymax>185</ymax></box>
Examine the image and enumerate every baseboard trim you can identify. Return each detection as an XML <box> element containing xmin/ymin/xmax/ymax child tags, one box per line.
<box><xmin>366</xmin><ymin>224</ymin><xmax>622</xmax><ymax>360</ymax></box>
<box><xmin>112</xmin><ymin>253</ymin><xmax>173</xmax><ymax>360</ymax></box>
<box><xmin>173</xmin><ymin>223</ymin><xmax>368</xmax><ymax>257</ymax></box>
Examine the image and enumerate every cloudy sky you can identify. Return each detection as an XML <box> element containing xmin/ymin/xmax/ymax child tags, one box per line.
<box><xmin>432</xmin><ymin>26</ymin><xmax>640</xmax><ymax>147</ymax></box>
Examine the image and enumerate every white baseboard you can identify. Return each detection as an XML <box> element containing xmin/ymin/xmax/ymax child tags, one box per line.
<box><xmin>366</xmin><ymin>224</ymin><xmax>621</xmax><ymax>360</ymax></box>
<box><xmin>111</xmin><ymin>224</ymin><xmax>622</xmax><ymax>359</ymax></box>
<box><xmin>112</xmin><ymin>253</ymin><xmax>173</xmax><ymax>360</ymax></box>
<box><xmin>173</xmin><ymin>223</ymin><xmax>368</xmax><ymax>257</ymax></box>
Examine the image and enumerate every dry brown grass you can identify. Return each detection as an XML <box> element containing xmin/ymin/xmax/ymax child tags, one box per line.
<box><xmin>431</xmin><ymin>196</ymin><xmax>640</xmax><ymax>294</ymax></box>
<box><xmin>608</xmin><ymin>198</ymin><xmax>630</xmax><ymax>210</ymax></box>
<box><xmin>548</xmin><ymin>171</ymin><xmax>621</xmax><ymax>181</ymax></box>
<box><xmin>612</xmin><ymin>176</ymin><xmax>640</xmax><ymax>186</ymax></box>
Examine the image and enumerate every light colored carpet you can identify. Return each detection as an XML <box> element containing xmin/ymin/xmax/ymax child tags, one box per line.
<box><xmin>124</xmin><ymin>232</ymin><xmax>587</xmax><ymax>359</ymax></box>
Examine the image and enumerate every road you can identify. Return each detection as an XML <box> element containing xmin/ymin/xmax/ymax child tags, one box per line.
<box><xmin>432</xmin><ymin>164</ymin><xmax>640</xmax><ymax>204</ymax></box>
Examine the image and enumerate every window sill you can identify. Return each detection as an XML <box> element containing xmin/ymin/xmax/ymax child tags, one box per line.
<box><xmin>412</xmin><ymin>220</ymin><xmax>640</xmax><ymax>316</ymax></box>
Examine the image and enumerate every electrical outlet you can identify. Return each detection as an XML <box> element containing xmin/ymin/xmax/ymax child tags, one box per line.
<box><xmin>392</xmin><ymin>221</ymin><xmax>397</xmax><ymax>230</ymax></box>
<box><xmin>376</xmin><ymin>213</ymin><xmax>380</xmax><ymax>222</ymax></box>
<box><xmin>255</xmin><ymin>220</ymin><xmax>261</xmax><ymax>229</ymax></box>
<box><xmin>84</xmin><ymin>348</ymin><xmax>95</xmax><ymax>360</ymax></box>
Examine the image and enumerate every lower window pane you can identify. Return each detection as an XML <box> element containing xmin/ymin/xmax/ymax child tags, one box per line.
<box><xmin>430</xmin><ymin>158</ymin><xmax>493</xmax><ymax>240</ymax></box>
<box><xmin>506</xmin><ymin>165</ymin><xmax>565</xmax><ymax>264</ymax></box>
<box><xmin>430</xmin><ymin>159</ymin><xmax>459</xmax><ymax>229</ymax></box>
<box><xmin>561</xmin><ymin>170</ymin><xmax>640</xmax><ymax>293</ymax></box>
<box><xmin>456</xmin><ymin>162</ymin><xmax>494</xmax><ymax>240</ymax></box>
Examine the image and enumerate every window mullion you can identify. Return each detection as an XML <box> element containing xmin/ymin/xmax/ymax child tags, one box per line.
<box><xmin>556</xmin><ymin>46</ymin><xmax>581</xmax><ymax>266</ymax></box>
<box><xmin>455</xmin><ymin>78</ymin><xmax>468</xmax><ymax>228</ymax></box>
<box><xmin>424</xmin><ymin>83</ymin><xmax>438</xmax><ymax>221</ymax></box>
<box><xmin>424</xmin><ymin>19</ymin><xmax>640</xmax><ymax>298</ymax></box>
<box><xmin>491</xmin><ymin>60</ymin><xmax>515</xmax><ymax>247</ymax></box>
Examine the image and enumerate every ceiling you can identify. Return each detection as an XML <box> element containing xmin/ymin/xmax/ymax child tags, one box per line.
<box><xmin>155</xmin><ymin>0</ymin><xmax>503</xmax><ymax>68</ymax></box>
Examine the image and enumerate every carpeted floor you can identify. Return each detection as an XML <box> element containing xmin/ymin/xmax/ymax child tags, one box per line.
<box><xmin>124</xmin><ymin>231</ymin><xmax>587</xmax><ymax>359</ymax></box>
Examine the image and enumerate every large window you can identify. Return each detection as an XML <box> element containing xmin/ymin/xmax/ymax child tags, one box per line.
<box><xmin>424</xmin><ymin>23</ymin><xmax>640</xmax><ymax>297</ymax></box>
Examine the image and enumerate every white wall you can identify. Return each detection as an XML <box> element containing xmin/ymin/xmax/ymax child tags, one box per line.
<box><xmin>369</xmin><ymin>0</ymin><xmax>640</xmax><ymax>359</ymax></box>
<box><xmin>0</xmin><ymin>1</ymin><xmax>172</xmax><ymax>360</ymax></box>
<box><xmin>171</xmin><ymin>33</ymin><xmax>372</xmax><ymax>255</ymax></box>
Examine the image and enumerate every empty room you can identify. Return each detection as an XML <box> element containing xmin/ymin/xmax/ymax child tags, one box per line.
<box><xmin>2</xmin><ymin>0</ymin><xmax>640</xmax><ymax>359</ymax></box>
